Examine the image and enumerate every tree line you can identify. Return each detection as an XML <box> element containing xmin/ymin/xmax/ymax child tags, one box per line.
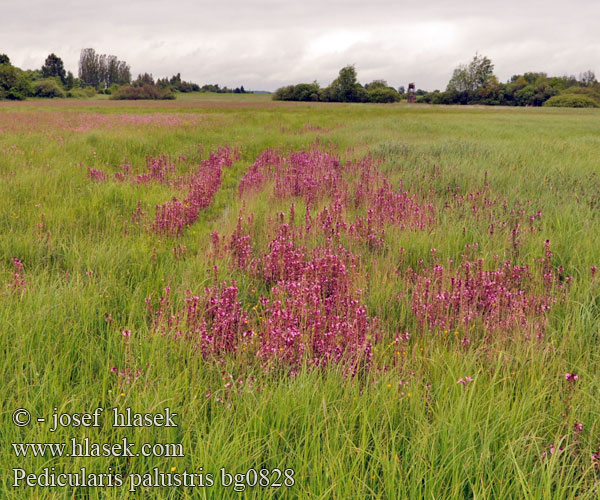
<box><xmin>273</xmin><ymin>54</ymin><xmax>599</xmax><ymax>107</ymax></box>
<box><xmin>0</xmin><ymin>49</ymin><xmax>248</xmax><ymax>100</ymax></box>
<box><xmin>2</xmin><ymin>49</ymin><xmax>597</xmax><ymax>106</ymax></box>
<box><xmin>273</xmin><ymin>65</ymin><xmax>405</xmax><ymax>103</ymax></box>
<box><xmin>418</xmin><ymin>54</ymin><xmax>599</xmax><ymax>108</ymax></box>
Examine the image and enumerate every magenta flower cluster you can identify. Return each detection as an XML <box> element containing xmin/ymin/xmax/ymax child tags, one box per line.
<box><xmin>152</xmin><ymin>146</ymin><xmax>238</xmax><ymax>236</ymax></box>
<box><xmin>147</xmin><ymin>282</ymin><xmax>251</xmax><ymax>359</ymax></box>
<box><xmin>86</xmin><ymin>146</ymin><xmax>239</xmax><ymax>237</ymax></box>
<box><xmin>409</xmin><ymin>249</ymin><xmax>565</xmax><ymax>340</ymax></box>
<box><xmin>6</xmin><ymin>257</ymin><xmax>27</xmax><ymax>294</ymax></box>
<box><xmin>239</xmin><ymin>147</ymin><xmax>435</xmax><ymax>249</ymax></box>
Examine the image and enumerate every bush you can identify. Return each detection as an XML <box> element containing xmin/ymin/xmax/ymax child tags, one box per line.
<box><xmin>367</xmin><ymin>87</ymin><xmax>400</xmax><ymax>103</ymax></box>
<box><xmin>110</xmin><ymin>84</ymin><xmax>175</xmax><ymax>100</ymax></box>
<box><xmin>3</xmin><ymin>88</ymin><xmax>26</xmax><ymax>100</ymax></box>
<box><xmin>66</xmin><ymin>88</ymin><xmax>95</xmax><ymax>99</ymax></box>
<box><xmin>0</xmin><ymin>63</ymin><xmax>32</xmax><ymax>100</ymax></box>
<box><xmin>32</xmin><ymin>79</ymin><xmax>65</xmax><ymax>98</ymax></box>
<box><xmin>560</xmin><ymin>86</ymin><xmax>600</xmax><ymax>103</ymax></box>
<box><xmin>543</xmin><ymin>94</ymin><xmax>599</xmax><ymax>108</ymax></box>
<box><xmin>273</xmin><ymin>83</ymin><xmax>320</xmax><ymax>101</ymax></box>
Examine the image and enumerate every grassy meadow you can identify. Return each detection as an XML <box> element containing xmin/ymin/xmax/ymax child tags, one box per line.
<box><xmin>1</xmin><ymin>94</ymin><xmax>600</xmax><ymax>499</ymax></box>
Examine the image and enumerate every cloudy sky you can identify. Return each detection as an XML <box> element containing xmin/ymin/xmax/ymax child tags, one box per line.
<box><xmin>2</xmin><ymin>0</ymin><xmax>599</xmax><ymax>91</ymax></box>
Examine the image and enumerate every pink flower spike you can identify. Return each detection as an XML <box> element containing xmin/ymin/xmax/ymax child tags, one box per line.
<box><xmin>122</xmin><ymin>329</ymin><xmax>131</xmax><ymax>339</ymax></box>
<box><xmin>457</xmin><ymin>376</ymin><xmax>473</xmax><ymax>385</ymax></box>
<box><xmin>565</xmin><ymin>372</ymin><xmax>578</xmax><ymax>382</ymax></box>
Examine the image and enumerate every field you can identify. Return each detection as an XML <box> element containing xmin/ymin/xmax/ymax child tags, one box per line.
<box><xmin>1</xmin><ymin>94</ymin><xmax>600</xmax><ymax>499</ymax></box>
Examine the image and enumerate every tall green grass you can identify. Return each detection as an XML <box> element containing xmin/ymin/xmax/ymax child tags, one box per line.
<box><xmin>1</xmin><ymin>96</ymin><xmax>599</xmax><ymax>499</ymax></box>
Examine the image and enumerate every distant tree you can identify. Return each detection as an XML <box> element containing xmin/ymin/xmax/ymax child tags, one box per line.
<box><xmin>447</xmin><ymin>53</ymin><xmax>495</xmax><ymax>92</ymax></box>
<box><xmin>522</xmin><ymin>72</ymin><xmax>547</xmax><ymax>85</ymax></box>
<box><xmin>0</xmin><ymin>54</ymin><xmax>10</xmax><ymax>65</ymax></box>
<box><xmin>79</xmin><ymin>48</ymin><xmax>100</xmax><ymax>88</ymax></box>
<box><xmin>328</xmin><ymin>65</ymin><xmax>361</xmax><ymax>102</ymax></box>
<box><xmin>201</xmin><ymin>84</ymin><xmax>221</xmax><ymax>92</ymax></box>
<box><xmin>133</xmin><ymin>73</ymin><xmax>154</xmax><ymax>87</ymax></box>
<box><xmin>398</xmin><ymin>86</ymin><xmax>405</xmax><ymax>94</ymax></box>
<box><xmin>41</xmin><ymin>53</ymin><xmax>66</xmax><ymax>83</ymax></box>
<box><xmin>364</xmin><ymin>79</ymin><xmax>388</xmax><ymax>90</ymax></box>
<box><xmin>0</xmin><ymin>63</ymin><xmax>32</xmax><ymax>100</ymax></box>
<box><xmin>64</xmin><ymin>71</ymin><xmax>74</xmax><ymax>90</ymax></box>
<box><xmin>580</xmin><ymin>70</ymin><xmax>597</xmax><ymax>87</ymax></box>
<box><xmin>78</xmin><ymin>48</ymin><xmax>130</xmax><ymax>88</ymax></box>
<box><xmin>117</xmin><ymin>61</ymin><xmax>131</xmax><ymax>85</ymax></box>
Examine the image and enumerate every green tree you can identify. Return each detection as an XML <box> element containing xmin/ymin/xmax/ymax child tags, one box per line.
<box><xmin>41</xmin><ymin>53</ymin><xmax>66</xmax><ymax>83</ymax></box>
<box><xmin>0</xmin><ymin>54</ymin><xmax>10</xmax><ymax>65</ymax></box>
<box><xmin>133</xmin><ymin>73</ymin><xmax>155</xmax><ymax>87</ymax></box>
<box><xmin>447</xmin><ymin>53</ymin><xmax>495</xmax><ymax>92</ymax></box>
<box><xmin>328</xmin><ymin>65</ymin><xmax>361</xmax><ymax>102</ymax></box>
<box><xmin>580</xmin><ymin>70</ymin><xmax>597</xmax><ymax>87</ymax></box>
<box><xmin>0</xmin><ymin>63</ymin><xmax>32</xmax><ymax>100</ymax></box>
<box><xmin>365</xmin><ymin>79</ymin><xmax>388</xmax><ymax>90</ymax></box>
<box><xmin>64</xmin><ymin>71</ymin><xmax>74</xmax><ymax>90</ymax></box>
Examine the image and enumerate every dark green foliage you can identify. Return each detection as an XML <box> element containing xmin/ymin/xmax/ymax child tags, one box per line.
<box><xmin>421</xmin><ymin>56</ymin><xmax>595</xmax><ymax>107</ymax></box>
<box><xmin>198</xmin><ymin>83</ymin><xmax>245</xmax><ymax>93</ymax></box>
<box><xmin>109</xmin><ymin>84</ymin><xmax>175</xmax><ymax>100</ymax></box>
<box><xmin>273</xmin><ymin>67</ymin><xmax>400</xmax><ymax>104</ymax></box>
<box><xmin>273</xmin><ymin>82</ymin><xmax>320</xmax><ymax>101</ymax></box>
<box><xmin>543</xmin><ymin>94</ymin><xmax>599</xmax><ymax>108</ymax></box>
<box><xmin>133</xmin><ymin>73</ymin><xmax>155</xmax><ymax>87</ymax></box>
<box><xmin>367</xmin><ymin>87</ymin><xmax>400</xmax><ymax>103</ymax></box>
<box><xmin>156</xmin><ymin>74</ymin><xmax>201</xmax><ymax>93</ymax></box>
<box><xmin>41</xmin><ymin>53</ymin><xmax>66</xmax><ymax>83</ymax></box>
<box><xmin>328</xmin><ymin>65</ymin><xmax>362</xmax><ymax>102</ymax></box>
<box><xmin>0</xmin><ymin>62</ymin><xmax>32</xmax><ymax>100</ymax></box>
<box><xmin>64</xmin><ymin>71</ymin><xmax>74</xmax><ymax>90</ymax></box>
<box><xmin>32</xmin><ymin>79</ymin><xmax>65</xmax><ymax>98</ymax></box>
<box><xmin>0</xmin><ymin>53</ymin><xmax>10</xmax><ymax>65</ymax></box>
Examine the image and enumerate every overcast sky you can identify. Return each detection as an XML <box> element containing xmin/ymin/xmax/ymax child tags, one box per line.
<box><xmin>2</xmin><ymin>1</ymin><xmax>599</xmax><ymax>91</ymax></box>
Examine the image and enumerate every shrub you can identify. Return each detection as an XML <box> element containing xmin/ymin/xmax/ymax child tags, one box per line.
<box><xmin>3</xmin><ymin>88</ymin><xmax>26</xmax><ymax>100</ymax></box>
<box><xmin>273</xmin><ymin>84</ymin><xmax>320</xmax><ymax>101</ymax></box>
<box><xmin>367</xmin><ymin>87</ymin><xmax>400</xmax><ymax>103</ymax></box>
<box><xmin>66</xmin><ymin>88</ymin><xmax>94</xmax><ymax>99</ymax></box>
<box><xmin>560</xmin><ymin>86</ymin><xmax>600</xmax><ymax>103</ymax></box>
<box><xmin>110</xmin><ymin>84</ymin><xmax>175</xmax><ymax>100</ymax></box>
<box><xmin>0</xmin><ymin>63</ymin><xmax>32</xmax><ymax>100</ymax></box>
<box><xmin>32</xmin><ymin>79</ymin><xmax>65</xmax><ymax>98</ymax></box>
<box><xmin>543</xmin><ymin>94</ymin><xmax>599</xmax><ymax>108</ymax></box>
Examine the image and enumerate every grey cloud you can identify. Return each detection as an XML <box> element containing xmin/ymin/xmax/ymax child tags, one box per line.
<box><xmin>1</xmin><ymin>0</ymin><xmax>598</xmax><ymax>90</ymax></box>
